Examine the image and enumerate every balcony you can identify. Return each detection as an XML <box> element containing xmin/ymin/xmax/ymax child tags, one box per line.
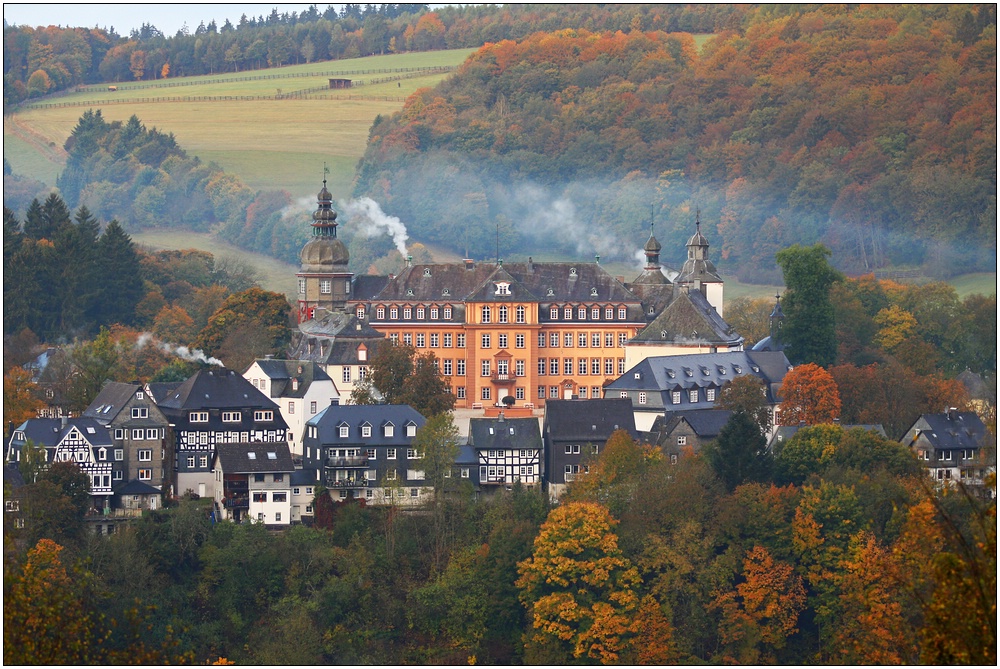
<box><xmin>324</xmin><ymin>455</ymin><xmax>368</xmax><ymax>468</ymax></box>
<box><xmin>490</xmin><ymin>373</ymin><xmax>516</xmax><ymax>385</ymax></box>
<box><xmin>224</xmin><ymin>495</ymin><xmax>249</xmax><ymax>509</ymax></box>
<box><xmin>324</xmin><ymin>477</ymin><xmax>370</xmax><ymax>489</ymax></box>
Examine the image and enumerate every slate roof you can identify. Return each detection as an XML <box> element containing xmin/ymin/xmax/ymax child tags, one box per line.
<box><xmin>8</xmin><ymin>417</ymin><xmax>113</xmax><ymax>449</ymax></box>
<box><xmin>469</xmin><ymin>417</ymin><xmax>543</xmax><ymax>451</ymax></box>
<box><xmin>306</xmin><ymin>404</ymin><xmax>425</xmax><ymax>445</ymax></box>
<box><xmin>629</xmin><ymin>289</ymin><xmax>741</xmax><ymax>347</ymax></box>
<box><xmin>157</xmin><ymin>368</ymin><xmax>278</xmax><ymax>411</ymax></box>
<box><xmin>543</xmin><ymin>398</ymin><xmax>637</xmax><ymax>441</ymax></box>
<box><xmin>370</xmin><ymin>261</ymin><xmax>643</xmax><ymax>304</ymax></box>
<box><xmin>607</xmin><ymin>351</ymin><xmax>792</xmax><ymax>407</ymax></box>
<box><xmin>353</xmin><ymin>274</ymin><xmax>392</xmax><ymax>300</ymax></box>
<box><xmin>115</xmin><ymin>479</ymin><xmax>161</xmax><ymax>495</ymax></box>
<box><xmin>82</xmin><ymin>382</ymin><xmax>141</xmax><ymax>423</ymax></box>
<box><xmin>249</xmin><ymin>359</ymin><xmax>332</xmax><ymax>399</ymax></box>
<box><xmin>456</xmin><ymin>444</ymin><xmax>478</xmax><ymax>467</ymax></box>
<box><xmin>214</xmin><ymin>442</ymin><xmax>296</xmax><ymax>474</ymax></box>
<box><xmin>907</xmin><ymin>412</ymin><xmax>987</xmax><ymax>450</ymax></box>
<box><xmin>665</xmin><ymin>409</ymin><xmax>735</xmax><ymax>439</ymax></box>
<box><xmin>289</xmin><ymin>309</ymin><xmax>385</xmax><ymax>365</ymax></box>
<box><xmin>290</xmin><ymin>468</ymin><xmax>317</xmax><ymax>486</ymax></box>
<box><xmin>146</xmin><ymin>382</ymin><xmax>183</xmax><ymax>405</ymax></box>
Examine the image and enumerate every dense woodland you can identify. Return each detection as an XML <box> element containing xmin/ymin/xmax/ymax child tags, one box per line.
<box><xmin>354</xmin><ymin>4</ymin><xmax>997</xmax><ymax>278</ymax></box>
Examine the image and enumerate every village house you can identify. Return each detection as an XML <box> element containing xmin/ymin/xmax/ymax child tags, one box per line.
<box><xmin>212</xmin><ymin>442</ymin><xmax>296</xmax><ymax>525</ymax></box>
<box><xmin>647</xmin><ymin>409</ymin><xmax>734</xmax><ymax>463</ymax></box>
<box><xmin>901</xmin><ymin>409</ymin><xmax>993</xmax><ymax>495</ymax></box>
<box><xmin>468</xmin><ymin>415</ymin><xmax>543</xmax><ymax>493</ymax></box>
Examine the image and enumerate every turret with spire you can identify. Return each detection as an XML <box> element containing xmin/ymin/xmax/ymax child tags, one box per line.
<box><xmin>296</xmin><ymin>171</ymin><xmax>353</xmax><ymax>322</ymax></box>
<box><xmin>675</xmin><ymin>209</ymin><xmax>725</xmax><ymax>316</ymax></box>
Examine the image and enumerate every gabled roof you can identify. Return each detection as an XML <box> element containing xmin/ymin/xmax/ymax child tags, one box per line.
<box><xmin>455</xmin><ymin>444</ymin><xmax>478</xmax><ymax>467</ymax></box>
<box><xmin>907</xmin><ymin>411</ymin><xmax>987</xmax><ymax>450</ymax></box>
<box><xmin>466</xmin><ymin>265</ymin><xmax>536</xmax><ymax>302</ymax></box>
<box><xmin>630</xmin><ymin>289</ymin><xmax>741</xmax><ymax>346</ymax></box>
<box><xmin>115</xmin><ymin>479</ymin><xmax>161</xmax><ymax>496</ymax></box>
<box><xmin>82</xmin><ymin>382</ymin><xmax>141</xmax><ymax>423</ymax></box>
<box><xmin>289</xmin><ymin>309</ymin><xmax>385</xmax><ymax>365</ymax></box>
<box><xmin>665</xmin><ymin>409</ymin><xmax>735</xmax><ymax>439</ymax></box>
<box><xmin>8</xmin><ymin>417</ymin><xmax>112</xmax><ymax>449</ymax></box>
<box><xmin>146</xmin><ymin>381</ymin><xmax>183</xmax><ymax>405</ymax></box>
<box><xmin>544</xmin><ymin>399</ymin><xmax>637</xmax><ymax>441</ymax></box>
<box><xmin>157</xmin><ymin>368</ymin><xmax>278</xmax><ymax>411</ymax></box>
<box><xmin>214</xmin><ymin>443</ymin><xmax>295</xmax><ymax>474</ymax></box>
<box><xmin>247</xmin><ymin>359</ymin><xmax>333</xmax><ymax>398</ymax></box>
<box><xmin>469</xmin><ymin>417</ymin><xmax>543</xmax><ymax>451</ymax></box>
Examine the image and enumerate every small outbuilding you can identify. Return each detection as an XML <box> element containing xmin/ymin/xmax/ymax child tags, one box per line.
<box><xmin>328</xmin><ymin>78</ymin><xmax>352</xmax><ymax>89</ymax></box>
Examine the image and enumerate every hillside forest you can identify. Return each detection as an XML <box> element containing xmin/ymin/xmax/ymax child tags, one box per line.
<box><xmin>4</xmin><ymin>4</ymin><xmax>997</xmax><ymax>281</ymax></box>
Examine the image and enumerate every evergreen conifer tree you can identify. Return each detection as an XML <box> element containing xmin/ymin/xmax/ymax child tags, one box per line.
<box><xmin>96</xmin><ymin>220</ymin><xmax>145</xmax><ymax>327</ymax></box>
<box><xmin>775</xmin><ymin>244</ymin><xmax>843</xmax><ymax>367</ymax></box>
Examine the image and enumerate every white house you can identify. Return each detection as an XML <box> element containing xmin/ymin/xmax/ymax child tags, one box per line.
<box><xmin>212</xmin><ymin>442</ymin><xmax>295</xmax><ymax>526</ymax></box>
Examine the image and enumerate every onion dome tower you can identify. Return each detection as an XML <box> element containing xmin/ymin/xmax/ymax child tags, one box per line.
<box><xmin>296</xmin><ymin>178</ymin><xmax>353</xmax><ymax>323</ymax></box>
<box><xmin>675</xmin><ymin>210</ymin><xmax>725</xmax><ymax>316</ymax></box>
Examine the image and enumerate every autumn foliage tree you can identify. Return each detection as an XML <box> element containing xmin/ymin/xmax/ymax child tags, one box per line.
<box><xmin>517</xmin><ymin>502</ymin><xmax>642</xmax><ymax>664</ymax></box>
<box><xmin>778</xmin><ymin>362</ymin><xmax>842</xmax><ymax>427</ymax></box>
<box><xmin>3</xmin><ymin>366</ymin><xmax>44</xmax><ymax>434</ymax></box>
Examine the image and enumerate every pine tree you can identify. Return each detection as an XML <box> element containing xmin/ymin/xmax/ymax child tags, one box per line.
<box><xmin>703</xmin><ymin>410</ymin><xmax>772</xmax><ymax>492</ymax></box>
<box><xmin>775</xmin><ymin>244</ymin><xmax>843</xmax><ymax>367</ymax></box>
<box><xmin>95</xmin><ymin>220</ymin><xmax>145</xmax><ymax>327</ymax></box>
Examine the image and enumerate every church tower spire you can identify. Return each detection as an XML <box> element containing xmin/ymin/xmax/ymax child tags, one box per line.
<box><xmin>676</xmin><ymin>209</ymin><xmax>725</xmax><ymax>316</ymax></box>
<box><xmin>296</xmin><ymin>174</ymin><xmax>352</xmax><ymax>323</ymax></box>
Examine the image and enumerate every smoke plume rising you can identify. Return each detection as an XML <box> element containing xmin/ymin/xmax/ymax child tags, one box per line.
<box><xmin>136</xmin><ymin>332</ymin><xmax>224</xmax><ymax>366</ymax></box>
<box><xmin>338</xmin><ymin>197</ymin><xmax>409</xmax><ymax>256</ymax></box>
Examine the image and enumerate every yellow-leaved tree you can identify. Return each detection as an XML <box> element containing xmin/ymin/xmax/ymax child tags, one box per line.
<box><xmin>516</xmin><ymin>502</ymin><xmax>642</xmax><ymax>664</ymax></box>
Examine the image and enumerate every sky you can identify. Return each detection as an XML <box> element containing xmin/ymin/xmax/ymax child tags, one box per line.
<box><xmin>3</xmin><ymin>3</ymin><xmax>332</xmax><ymax>36</ymax></box>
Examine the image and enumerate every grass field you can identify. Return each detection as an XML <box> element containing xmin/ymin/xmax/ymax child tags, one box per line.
<box><xmin>4</xmin><ymin>48</ymin><xmax>476</xmax><ymax>199</ymax></box>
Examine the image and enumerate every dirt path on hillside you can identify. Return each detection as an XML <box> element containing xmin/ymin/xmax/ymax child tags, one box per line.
<box><xmin>5</xmin><ymin>114</ymin><xmax>68</xmax><ymax>163</ymax></box>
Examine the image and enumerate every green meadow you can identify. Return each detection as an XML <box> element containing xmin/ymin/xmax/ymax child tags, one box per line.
<box><xmin>5</xmin><ymin>48</ymin><xmax>477</xmax><ymax>199</ymax></box>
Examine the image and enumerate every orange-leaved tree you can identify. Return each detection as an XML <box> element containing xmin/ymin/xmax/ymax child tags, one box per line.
<box><xmin>778</xmin><ymin>362</ymin><xmax>841</xmax><ymax>426</ymax></box>
<box><xmin>516</xmin><ymin>502</ymin><xmax>642</xmax><ymax>664</ymax></box>
<box><xmin>3</xmin><ymin>366</ymin><xmax>44</xmax><ymax>434</ymax></box>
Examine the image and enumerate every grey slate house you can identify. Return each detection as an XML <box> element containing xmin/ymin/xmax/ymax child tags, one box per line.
<box><xmin>154</xmin><ymin>368</ymin><xmax>287</xmax><ymax>499</ymax></box>
<box><xmin>469</xmin><ymin>415</ymin><xmax>543</xmax><ymax>491</ymax></box>
<box><xmin>542</xmin><ymin>398</ymin><xmax>637</xmax><ymax>500</ymax></box>
<box><xmin>648</xmin><ymin>409</ymin><xmax>735</xmax><ymax>463</ymax></box>
<box><xmin>302</xmin><ymin>404</ymin><xmax>426</xmax><ymax>505</ymax></box>
<box><xmin>901</xmin><ymin>410</ymin><xmax>993</xmax><ymax>494</ymax></box>
<box><xmin>82</xmin><ymin>382</ymin><xmax>170</xmax><ymax>493</ymax></box>
<box><xmin>212</xmin><ymin>442</ymin><xmax>296</xmax><ymax>525</ymax></box>
<box><xmin>605</xmin><ymin>350</ymin><xmax>792</xmax><ymax>433</ymax></box>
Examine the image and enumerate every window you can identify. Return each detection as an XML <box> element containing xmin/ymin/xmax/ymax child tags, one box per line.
<box><xmin>638</xmin><ymin>392</ymin><xmax>647</xmax><ymax>405</ymax></box>
<box><xmin>131</xmin><ymin>407</ymin><xmax>148</xmax><ymax>419</ymax></box>
<box><xmin>146</xmin><ymin>428</ymin><xmax>160</xmax><ymax>440</ymax></box>
<box><xmin>390</xmin><ymin>306</ymin><xmax>398</xmax><ymax>319</ymax></box>
<box><xmin>457</xmin><ymin>359</ymin><xmax>466</xmax><ymax>376</ymax></box>
<box><xmin>565</xmin><ymin>333</ymin><xmax>574</xmax><ymax>347</ymax></box>
<box><xmin>618</xmin><ymin>333</ymin><xmax>628</xmax><ymax>346</ymax></box>
<box><xmin>376</xmin><ymin>306</ymin><xmax>385</xmax><ymax>319</ymax></box>
<box><xmin>482</xmin><ymin>360</ymin><xmax>492</xmax><ymax>377</ymax></box>
<box><xmin>221</xmin><ymin>411</ymin><xmax>240</xmax><ymax>423</ymax></box>
<box><xmin>618</xmin><ymin>359</ymin><xmax>626</xmax><ymax>374</ymax></box>
<box><xmin>199</xmin><ymin>455</ymin><xmax>208</xmax><ymax>468</ymax></box>
<box><xmin>254</xmin><ymin>473</ymin><xmax>265</xmax><ymax>482</ymax></box>
<box><xmin>677</xmin><ymin>436</ymin><xmax>688</xmax><ymax>446</ymax></box>
<box><xmin>550</xmin><ymin>359</ymin><xmax>559</xmax><ymax>375</ymax></box>
<box><xmin>115</xmin><ymin>428</ymin><xmax>124</xmax><ymax>439</ymax></box>
<box><xmin>690</xmin><ymin>390</ymin><xmax>699</xmax><ymax>402</ymax></box>
<box><xmin>190</xmin><ymin>411</ymin><xmax>208</xmax><ymax>423</ymax></box>
<box><xmin>320</xmin><ymin>279</ymin><xmax>332</xmax><ymax>294</ymax></box>
<box><xmin>707</xmin><ymin>388</ymin><xmax>716</xmax><ymax>402</ymax></box>
<box><xmin>592</xmin><ymin>307</ymin><xmax>600</xmax><ymax>319</ymax></box>
<box><xmin>592</xmin><ymin>358</ymin><xmax>601</xmax><ymax>374</ymax></box>
<box><xmin>430</xmin><ymin>334</ymin><xmax>439</xmax><ymax>347</ymax></box>
<box><xmin>403</xmin><ymin>307</ymin><xmax>412</xmax><ymax>319</ymax></box>
<box><xmin>550</xmin><ymin>386</ymin><xmax>558</xmax><ymax>398</ymax></box>
<box><xmin>538</xmin><ymin>358</ymin><xmax>546</xmax><ymax>375</ymax></box>
<box><xmin>443</xmin><ymin>333</ymin><xmax>453</xmax><ymax>348</ymax></box>
<box><xmin>565</xmin><ymin>444</ymin><xmax>581</xmax><ymax>454</ymax></box>
<box><xmin>416</xmin><ymin>307</ymin><xmax>425</xmax><ymax>319</ymax></box>
<box><xmin>481</xmin><ymin>334</ymin><xmax>491</xmax><ymax>349</ymax></box>
<box><xmin>499</xmin><ymin>306</ymin><xmax>508</xmax><ymax>323</ymax></box>
<box><xmin>132</xmin><ymin>429</ymin><xmax>144</xmax><ymax>440</ymax></box>
<box><xmin>138</xmin><ymin>449</ymin><xmax>152</xmax><ymax>461</ymax></box>
<box><xmin>273</xmin><ymin>473</ymin><xmax>284</xmax><ymax>482</ymax></box>
<box><xmin>444</xmin><ymin>306</ymin><xmax>452</xmax><ymax>319</ymax></box>
<box><xmin>579</xmin><ymin>358</ymin><xmax>588</xmax><ymax>375</ymax></box>
<box><xmin>564</xmin><ymin>307</ymin><xmax>573</xmax><ymax>319</ymax></box>
<box><xmin>498</xmin><ymin>334</ymin><xmax>508</xmax><ymax>349</ymax></box>
<box><xmin>356</xmin><ymin>306</ymin><xmax>366</xmax><ymax>320</ymax></box>
<box><xmin>407</xmin><ymin>423</ymin><xmax>417</xmax><ymax>437</ymax></box>
<box><xmin>115</xmin><ymin>449</ymin><xmax>124</xmax><ymax>461</ymax></box>
<box><xmin>407</xmin><ymin>448</ymin><xmax>422</xmax><ymax>459</ymax></box>
<box><xmin>342</xmin><ymin>367</ymin><xmax>352</xmax><ymax>384</ymax></box>
<box><xmin>443</xmin><ymin>359</ymin><xmax>453</xmax><ymax>375</ymax></box>
<box><xmin>457</xmin><ymin>334</ymin><xmax>466</xmax><ymax>348</ymax></box>
<box><xmin>298</xmin><ymin>279</ymin><xmax>306</xmax><ymax>294</ymax></box>
<box><xmin>403</xmin><ymin>333</ymin><xmax>412</xmax><ymax>345</ymax></box>
<box><xmin>579</xmin><ymin>387</ymin><xmax>588</xmax><ymax>398</ymax></box>
<box><xmin>579</xmin><ymin>333</ymin><xmax>587</xmax><ymax>347</ymax></box>
<box><xmin>339</xmin><ymin>425</ymin><xmax>349</xmax><ymax>438</ymax></box>
<box><xmin>275</xmin><ymin>512</ymin><xmax>282</xmax><ymax>522</ymax></box>
<box><xmin>411</xmin><ymin>488</ymin><xmax>419</xmax><ymax>497</ymax></box>
<box><xmin>481</xmin><ymin>306</ymin><xmax>491</xmax><ymax>323</ymax></box>
<box><xmin>456</xmin><ymin>387</ymin><xmax>466</xmax><ymax>399</ymax></box>
<box><xmin>430</xmin><ymin>307</ymin><xmax>439</xmax><ymax>319</ymax></box>
<box><xmin>416</xmin><ymin>334</ymin><xmax>425</xmax><ymax>347</ymax></box>
<box><xmin>592</xmin><ymin>333</ymin><xmax>601</xmax><ymax>347</ymax></box>
<box><xmin>481</xmin><ymin>387</ymin><xmax>492</xmax><ymax>400</ymax></box>
<box><xmin>516</xmin><ymin>305</ymin><xmax>526</xmax><ymax>323</ymax></box>
<box><xmin>139</xmin><ymin>468</ymin><xmax>151</xmax><ymax>480</ymax></box>
<box><xmin>515</xmin><ymin>360</ymin><xmax>525</xmax><ymax>376</ymax></box>
<box><xmin>255</xmin><ymin>410</ymin><xmax>273</xmax><ymax>422</ymax></box>
<box><xmin>579</xmin><ymin>307</ymin><xmax>587</xmax><ymax>319</ymax></box>
<box><xmin>362</xmin><ymin>424</ymin><xmax>372</xmax><ymax>438</ymax></box>
<box><xmin>671</xmin><ymin>391</ymin><xmax>681</xmax><ymax>405</ymax></box>
<box><xmin>550</xmin><ymin>332</ymin><xmax>559</xmax><ymax>347</ymax></box>
<box><xmin>187</xmin><ymin>456</ymin><xmax>196</xmax><ymax>468</ymax></box>
<box><xmin>272</xmin><ymin>492</ymin><xmax>287</xmax><ymax>503</ymax></box>
<box><xmin>516</xmin><ymin>387</ymin><xmax>525</xmax><ymax>399</ymax></box>
<box><xmin>564</xmin><ymin>358</ymin><xmax>573</xmax><ymax>375</ymax></box>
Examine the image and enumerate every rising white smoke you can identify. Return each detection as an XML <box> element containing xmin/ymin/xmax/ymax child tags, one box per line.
<box><xmin>338</xmin><ymin>197</ymin><xmax>409</xmax><ymax>256</ymax></box>
<box><xmin>135</xmin><ymin>332</ymin><xmax>224</xmax><ymax>366</ymax></box>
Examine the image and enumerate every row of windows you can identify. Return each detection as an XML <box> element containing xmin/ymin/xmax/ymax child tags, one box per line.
<box><xmin>114</xmin><ymin>428</ymin><xmax>164</xmax><ymax>440</ymax></box>
<box><xmin>311</xmin><ymin>423</ymin><xmax>419</xmax><ymax>440</ymax></box>
<box><xmin>564</xmin><ymin>444</ymin><xmax>600</xmax><ymax>455</ymax></box>
<box><xmin>626</xmin><ymin>388</ymin><xmax>718</xmax><ymax>405</ymax></box>
<box><xmin>373</xmin><ymin>305</ymin><xmax>455</xmax><ymax>321</ymax></box>
<box><xmin>483</xmin><ymin>449</ymin><xmax>537</xmax><ymax>459</ymax></box>
<box><xmin>287</xmin><ymin>400</ymin><xmax>323</xmax><ymax>415</ymax></box>
<box><xmin>479</xmin><ymin>305</ymin><xmax>527</xmax><ymax>324</ymax></box>
<box><xmin>539</xmin><ymin>332</ymin><xmax>630</xmax><ymax>348</ymax></box>
<box><xmin>536</xmin><ymin>386</ymin><xmax>605</xmax><ymax>399</ymax></box>
<box><xmin>481</xmin><ymin>465</ymin><xmax>536</xmax><ymax>479</ymax></box>
<box><xmin>920</xmin><ymin>449</ymin><xmax>978</xmax><ymax>461</ymax></box>
<box><xmin>189</xmin><ymin>410</ymin><xmax>274</xmax><ymax>423</ymax></box>
<box><xmin>547</xmin><ymin>306</ymin><xmax>630</xmax><ymax>321</ymax></box>
<box><xmin>299</xmin><ymin>279</ymin><xmax>351</xmax><ymax>295</ymax></box>
<box><xmin>252</xmin><ymin>491</ymin><xmax>288</xmax><ymax>503</ymax></box>
<box><xmin>536</xmin><ymin>358</ymin><xmax>625</xmax><ymax>376</ymax></box>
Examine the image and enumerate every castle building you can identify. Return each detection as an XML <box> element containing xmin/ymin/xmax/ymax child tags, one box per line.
<box><xmin>291</xmin><ymin>181</ymin><xmax>741</xmax><ymax>410</ymax></box>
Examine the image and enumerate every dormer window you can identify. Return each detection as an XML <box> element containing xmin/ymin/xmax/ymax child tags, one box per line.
<box><xmin>416</xmin><ymin>307</ymin><xmax>425</xmax><ymax>319</ymax></box>
<box><xmin>136</xmin><ymin>391</ymin><xmax>144</xmax><ymax>400</ymax></box>
<box><xmin>406</xmin><ymin>289</ymin><xmax>414</xmax><ymax>297</ymax></box>
<box><xmin>222</xmin><ymin>411</ymin><xmax>241</xmax><ymax>423</ymax></box>
<box><xmin>550</xmin><ymin>307</ymin><xmax>558</xmax><ymax>319</ymax></box>
<box><xmin>361</xmin><ymin>423</ymin><xmax>372</xmax><ymax>438</ymax></box>
<box><xmin>443</xmin><ymin>288</ymin><xmax>451</xmax><ymax>297</ymax></box>
<box><xmin>578</xmin><ymin>307</ymin><xmax>587</xmax><ymax>319</ymax></box>
<box><xmin>423</xmin><ymin>268</ymin><xmax>431</xmax><ymax>277</ymax></box>
<box><xmin>292</xmin><ymin>378</ymin><xmax>299</xmax><ymax>392</ymax></box>
<box><xmin>390</xmin><ymin>307</ymin><xmax>398</xmax><ymax>319</ymax></box>
<box><xmin>569</xmin><ymin>267</ymin><xmax>577</xmax><ymax>276</ymax></box>
<box><xmin>384</xmin><ymin>423</ymin><xmax>395</xmax><ymax>437</ymax></box>
<box><xmin>495</xmin><ymin>282</ymin><xmax>511</xmax><ymax>296</ymax></box>
<box><xmin>189</xmin><ymin>411</ymin><xmax>208</xmax><ymax>423</ymax></box>
<box><xmin>356</xmin><ymin>306</ymin><xmax>365</xmax><ymax>320</ymax></box>
<box><xmin>406</xmin><ymin>422</ymin><xmax>417</xmax><ymax>437</ymax></box>
<box><xmin>358</xmin><ymin>345</ymin><xmax>367</xmax><ymax>362</ymax></box>
<box><xmin>254</xmin><ymin>410</ymin><xmax>273</xmax><ymax>422</ymax></box>
<box><xmin>339</xmin><ymin>425</ymin><xmax>349</xmax><ymax>438</ymax></box>
<box><xmin>443</xmin><ymin>306</ymin><xmax>452</xmax><ymax>319</ymax></box>
<box><xmin>590</xmin><ymin>288</ymin><xmax>598</xmax><ymax>298</ymax></box>
<box><xmin>430</xmin><ymin>307</ymin><xmax>438</xmax><ymax>319</ymax></box>
<box><xmin>403</xmin><ymin>307</ymin><xmax>412</xmax><ymax>319</ymax></box>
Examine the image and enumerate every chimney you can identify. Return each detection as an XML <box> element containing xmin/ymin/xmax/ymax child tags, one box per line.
<box><xmin>527</xmin><ymin>257</ymin><xmax>533</xmax><ymax>273</ymax></box>
<box><xmin>265</xmin><ymin>354</ymin><xmax>274</xmax><ymax>360</ymax></box>
<box><xmin>595</xmin><ymin>254</ymin><xmax>600</xmax><ymax>264</ymax></box>
<box><xmin>60</xmin><ymin>416</ymin><xmax>67</xmax><ymax>429</ymax></box>
<box><xmin>947</xmin><ymin>407</ymin><xmax>958</xmax><ymax>420</ymax></box>
<box><xmin>464</xmin><ymin>259</ymin><xmax>474</xmax><ymax>270</ymax></box>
